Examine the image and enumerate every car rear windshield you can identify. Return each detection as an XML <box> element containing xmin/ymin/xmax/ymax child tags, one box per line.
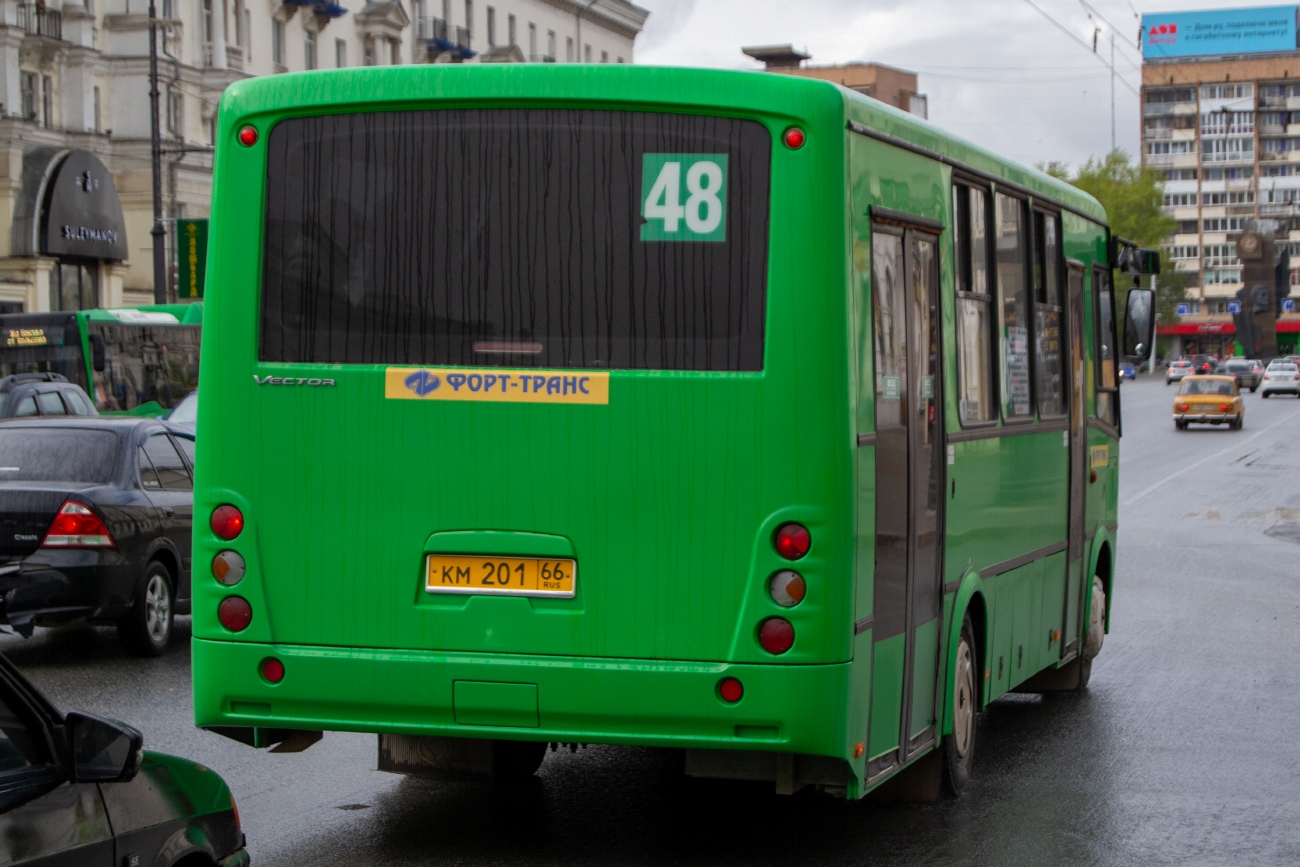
<box><xmin>1179</xmin><ymin>379</ymin><xmax>1234</xmax><ymax>396</ymax></box>
<box><xmin>1225</xmin><ymin>362</ymin><xmax>1248</xmax><ymax>371</ymax></box>
<box><xmin>260</xmin><ymin>109</ymin><xmax>772</xmax><ymax>371</ymax></box>
<box><xmin>0</xmin><ymin>429</ymin><xmax>117</xmax><ymax>482</ymax></box>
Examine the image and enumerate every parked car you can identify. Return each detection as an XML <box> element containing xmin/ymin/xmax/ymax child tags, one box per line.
<box><xmin>1218</xmin><ymin>359</ymin><xmax>1263</xmax><ymax>392</ymax></box>
<box><xmin>0</xmin><ymin>373</ymin><xmax>97</xmax><ymax>420</ymax></box>
<box><xmin>1262</xmin><ymin>362</ymin><xmax>1300</xmax><ymax>398</ymax></box>
<box><xmin>1166</xmin><ymin>359</ymin><xmax>1194</xmax><ymax>385</ymax></box>
<box><xmin>0</xmin><ymin>417</ymin><xmax>195</xmax><ymax>655</ymax></box>
<box><xmin>0</xmin><ymin>652</ymin><xmax>248</xmax><ymax>866</ymax></box>
<box><xmin>1173</xmin><ymin>375</ymin><xmax>1243</xmax><ymax>430</ymax></box>
<box><xmin>1118</xmin><ymin>361</ymin><xmax>1136</xmax><ymax>380</ymax></box>
<box><xmin>165</xmin><ymin>389</ymin><xmax>197</xmax><ymax>434</ymax></box>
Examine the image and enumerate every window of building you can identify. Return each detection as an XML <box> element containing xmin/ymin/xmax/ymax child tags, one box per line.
<box><xmin>1202</xmin><ymin>137</ymin><xmax>1253</xmax><ymax>162</ymax></box>
<box><xmin>547</xmin><ymin>29</ymin><xmax>555</xmax><ymax>59</ymax></box>
<box><xmin>566</xmin><ymin>35</ymin><xmax>573</xmax><ymax>61</ymax></box>
<box><xmin>272</xmin><ymin>19</ymin><xmax>285</xmax><ymax>67</ymax></box>
<box><xmin>601</xmin><ymin>50</ymin><xmax>608</xmax><ymax>62</ymax></box>
<box><xmin>1164</xmin><ymin>193</ymin><xmax>1196</xmax><ymax>207</ymax></box>
<box><xmin>617</xmin><ymin>56</ymin><xmax>623</xmax><ymax>63</ymax></box>
<box><xmin>507</xmin><ymin>13</ymin><xmax>515</xmax><ymax>46</ymax></box>
<box><xmin>336</xmin><ymin>38</ymin><xmax>347</xmax><ymax>67</ymax></box>
<box><xmin>486</xmin><ymin>6</ymin><xmax>495</xmax><ymax>46</ymax></box>
<box><xmin>305</xmin><ymin>30</ymin><xmax>317</xmax><ymax>70</ymax></box>
<box><xmin>1177</xmin><ymin>220</ymin><xmax>1198</xmax><ymax>235</ymax></box>
<box><xmin>208</xmin><ymin>115</ymin><xmax>217</xmax><ymax>144</ymax></box>
<box><xmin>167</xmin><ymin>88</ymin><xmax>183</xmax><ymax>135</ymax></box>
<box><xmin>1203</xmin><ymin>217</ymin><xmax>1243</xmax><ymax>233</ymax></box>
<box><xmin>464</xmin><ymin>0</ymin><xmax>472</xmax><ymax>38</ymax></box>
<box><xmin>92</xmin><ymin>85</ymin><xmax>101</xmax><ymax>132</ymax></box>
<box><xmin>1166</xmin><ymin>245</ymin><xmax>1199</xmax><ymax>260</ymax></box>
<box><xmin>41</xmin><ymin>75</ymin><xmax>51</xmax><ymax>129</ymax></box>
<box><xmin>528</xmin><ymin>22</ymin><xmax>536</xmax><ymax>58</ymax></box>
<box><xmin>1203</xmin><ymin>268</ymin><xmax>1242</xmax><ymax>285</ymax></box>
<box><xmin>1200</xmin><ymin>83</ymin><xmax>1252</xmax><ymax>99</ymax></box>
<box><xmin>364</xmin><ymin>39</ymin><xmax>375</xmax><ymax>65</ymax></box>
<box><xmin>1203</xmin><ymin>243</ymin><xmax>1237</xmax><ymax>265</ymax></box>
<box><xmin>1164</xmin><ymin>168</ymin><xmax>1198</xmax><ymax>181</ymax></box>
<box><xmin>952</xmin><ymin>184</ymin><xmax>996</xmax><ymax>425</ymax></box>
<box><xmin>584</xmin><ymin>43</ymin><xmax>591</xmax><ymax>62</ymax></box>
<box><xmin>22</xmin><ymin>72</ymin><xmax>38</xmax><ymax>120</ymax></box>
<box><xmin>1201</xmin><ymin>111</ymin><xmax>1254</xmax><ymax>135</ymax></box>
<box><xmin>995</xmin><ymin>193</ymin><xmax>1032</xmax><ymax>420</ymax></box>
<box><xmin>202</xmin><ymin>0</ymin><xmax>213</xmax><ymax>43</ymax></box>
<box><xmin>1146</xmin><ymin>140</ymin><xmax>1195</xmax><ymax>155</ymax></box>
<box><xmin>1032</xmin><ymin>210</ymin><xmax>1064</xmax><ymax>417</ymax></box>
<box><xmin>391</xmin><ymin>38</ymin><xmax>399</xmax><ymax>64</ymax></box>
<box><xmin>1146</xmin><ymin>87</ymin><xmax>1195</xmax><ymax>103</ymax></box>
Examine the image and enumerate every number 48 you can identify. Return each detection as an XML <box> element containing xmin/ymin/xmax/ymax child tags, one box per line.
<box><xmin>641</xmin><ymin>155</ymin><xmax>727</xmax><ymax>240</ymax></box>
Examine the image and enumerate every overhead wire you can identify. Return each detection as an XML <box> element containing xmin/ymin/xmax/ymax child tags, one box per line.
<box><xmin>1019</xmin><ymin>0</ymin><xmax>1141</xmax><ymax>97</ymax></box>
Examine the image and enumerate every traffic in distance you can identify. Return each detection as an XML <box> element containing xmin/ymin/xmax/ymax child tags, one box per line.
<box><xmin>190</xmin><ymin>63</ymin><xmax>1155</xmax><ymax>802</ymax></box>
<box><xmin>0</xmin><ymin>63</ymin><xmax>1162</xmax><ymax>862</ymax></box>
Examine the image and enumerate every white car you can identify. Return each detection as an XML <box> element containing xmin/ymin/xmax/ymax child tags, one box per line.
<box><xmin>1261</xmin><ymin>363</ymin><xmax>1300</xmax><ymax>398</ymax></box>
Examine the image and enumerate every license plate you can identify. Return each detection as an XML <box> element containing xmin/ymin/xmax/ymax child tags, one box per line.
<box><xmin>425</xmin><ymin>555</ymin><xmax>576</xmax><ymax>598</ymax></box>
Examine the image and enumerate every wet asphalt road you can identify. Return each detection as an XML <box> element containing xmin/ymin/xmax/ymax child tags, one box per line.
<box><xmin>5</xmin><ymin>375</ymin><xmax>1300</xmax><ymax>866</ymax></box>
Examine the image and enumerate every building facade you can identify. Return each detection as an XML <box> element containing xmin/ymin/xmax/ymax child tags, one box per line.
<box><xmin>0</xmin><ymin>0</ymin><xmax>648</xmax><ymax>314</ymax></box>
<box><xmin>1141</xmin><ymin>13</ymin><xmax>1300</xmax><ymax>357</ymax></box>
<box><xmin>741</xmin><ymin>45</ymin><xmax>928</xmax><ymax>119</ymax></box>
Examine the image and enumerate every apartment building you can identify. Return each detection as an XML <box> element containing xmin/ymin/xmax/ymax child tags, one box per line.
<box><xmin>1141</xmin><ymin>6</ymin><xmax>1300</xmax><ymax>357</ymax></box>
<box><xmin>0</xmin><ymin>0</ymin><xmax>648</xmax><ymax>313</ymax></box>
<box><xmin>741</xmin><ymin>45</ymin><xmax>928</xmax><ymax>119</ymax></box>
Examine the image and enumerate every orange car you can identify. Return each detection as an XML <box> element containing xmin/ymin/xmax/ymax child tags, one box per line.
<box><xmin>1173</xmin><ymin>375</ymin><xmax>1244</xmax><ymax>430</ymax></box>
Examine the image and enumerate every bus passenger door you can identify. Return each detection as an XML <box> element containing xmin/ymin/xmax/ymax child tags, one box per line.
<box><xmin>867</xmin><ymin>219</ymin><xmax>945</xmax><ymax>775</ymax></box>
<box><xmin>1062</xmin><ymin>263</ymin><xmax>1087</xmax><ymax>657</ymax></box>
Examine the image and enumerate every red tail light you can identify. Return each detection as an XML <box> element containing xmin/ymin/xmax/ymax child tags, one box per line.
<box><xmin>718</xmin><ymin>677</ymin><xmax>743</xmax><ymax>703</ymax></box>
<box><xmin>758</xmin><ymin>617</ymin><xmax>795</xmax><ymax>654</ymax></box>
<box><xmin>1220</xmin><ymin>404</ymin><xmax>1229</xmax><ymax>411</ymax></box>
<box><xmin>211</xmin><ymin>505</ymin><xmax>244</xmax><ymax>541</ymax></box>
<box><xmin>42</xmin><ymin>501</ymin><xmax>114</xmax><ymax>548</ymax></box>
<box><xmin>1178</xmin><ymin>403</ymin><xmax>1188</xmax><ymax>411</ymax></box>
<box><xmin>218</xmin><ymin>596</ymin><xmax>253</xmax><ymax>632</ymax></box>
<box><xmin>783</xmin><ymin>127</ymin><xmax>806</xmax><ymax>149</ymax></box>
<box><xmin>773</xmin><ymin>523</ymin><xmax>811</xmax><ymax>560</ymax></box>
<box><xmin>261</xmin><ymin>657</ymin><xmax>285</xmax><ymax>683</ymax></box>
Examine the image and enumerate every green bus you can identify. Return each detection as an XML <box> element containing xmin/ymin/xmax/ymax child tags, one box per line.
<box><xmin>0</xmin><ymin>304</ymin><xmax>202</xmax><ymax>415</ymax></box>
<box><xmin>192</xmin><ymin>66</ymin><xmax>1154</xmax><ymax>799</ymax></box>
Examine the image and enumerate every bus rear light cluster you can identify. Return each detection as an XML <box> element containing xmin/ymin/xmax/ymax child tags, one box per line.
<box><xmin>261</xmin><ymin>657</ymin><xmax>285</xmax><ymax>684</ymax></box>
<box><xmin>42</xmin><ymin>501</ymin><xmax>115</xmax><ymax>548</ymax></box>
<box><xmin>211</xmin><ymin>505</ymin><xmax>244</xmax><ymax>541</ymax></box>
<box><xmin>212</xmin><ymin>550</ymin><xmax>246</xmax><ymax>586</ymax></box>
<box><xmin>718</xmin><ymin>677</ymin><xmax>743</xmax><ymax>703</ymax></box>
<box><xmin>769</xmin><ymin>570</ymin><xmax>806</xmax><ymax>607</ymax></box>
<box><xmin>758</xmin><ymin>617</ymin><xmax>795</xmax><ymax>655</ymax></box>
<box><xmin>218</xmin><ymin>596</ymin><xmax>253</xmax><ymax>632</ymax></box>
<box><xmin>773</xmin><ymin>523</ymin><xmax>810</xmax><ymax>560</ymax></box>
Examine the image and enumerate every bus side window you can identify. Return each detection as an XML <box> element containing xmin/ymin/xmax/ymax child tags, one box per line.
<box><xmin>1033</xmin><ymin>209</ymin><xmax>1065</xmax><ymax>418</ymax></box>
<box><xmin>953</xmin><ymin>184</ymin><xmax>997</xmax><ymax>425</ymax></box>
<box><xmin>1094</xmin><ymin>269</ymin><xmax>1118</xmax><ymax>426</ymax></box>
<box><xmin>994</xmin><ymin>193</ymin><xmax>1033</xmax><ymax>421</ymax></box>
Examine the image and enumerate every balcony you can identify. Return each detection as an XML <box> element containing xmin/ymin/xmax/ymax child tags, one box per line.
<box><xmin>418</xmin><ymin>17</ymin><xmax>474</xmax><ymax>57</ymax></box>
<box><xmin>16</xmin><ymin>3</ymin><xmax>62</xmax><ymax>40</ymax></box>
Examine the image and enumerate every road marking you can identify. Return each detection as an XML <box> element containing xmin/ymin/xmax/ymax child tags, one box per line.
<box><xmin>1122</xmin><ymin>404</ymin><xmax>1300</xmax><ymax>507</ymax></box>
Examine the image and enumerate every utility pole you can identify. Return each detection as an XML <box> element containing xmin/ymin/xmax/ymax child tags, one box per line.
<box><xmin>1110</xmin><ymin>30</ymin><xmax>1116</xmax><ymax>152</ymax></box>
<box><xmin>149</xmin><ymin>0</ymin><xmax>166</xmax><ymax>304</ymax></box>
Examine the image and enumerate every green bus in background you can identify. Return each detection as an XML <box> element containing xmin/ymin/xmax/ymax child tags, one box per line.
<box><xmin>192</xmin><ymin>65</ymin><xmax>1155</xmax><ymax>799</ymax></box>
<box><xmin>0</xmin><ymin>303</ymin><xmax>202</xmax><ymax>415</ymax></box>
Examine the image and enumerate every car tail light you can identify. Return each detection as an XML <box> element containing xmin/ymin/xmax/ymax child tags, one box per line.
<box><xmin>261</xmin><ymin>657</ymin><xmax>285</xmax><ymax>683</ymax></box>
<box><xmin>1178</xmin><ymin>403</ymin><xmax>1188</xmax><ymax>411</ymax></box>
<box><xmin>718</xmin><ymin>677</ymin><xmax>743</xmax><ymax>703</ymax></box>
<box><xmin>212</xmin><ymin>551</ymin><xmax>246</xmax><ymax>586</ymax></box>
<box><xmin>773</xmin><ymin>523</ymin><xmax>811</xmax><ymax>560</ymax></box>
<box><xmin>211</xmin><ymin>505</ymin><xmax>244</xmax><ymax>541</ymax></box>
<box><xmin>769</xmin><ymin>570</ymin><xmax>806</xmax><ymax>607</ymax></box>
<box><xmin>41</xmin><ymin>501</ymin><xmax>114</xmax><ymax>548</ymax></box>
<box><xmin>758</xmin><ymin>617</ymin><xmax>795</xmax><ymax>654</ymax></box>
<box><xmin>1220</xmin><ymin>404</ymin><xmax>1229</xmax><ymax>411</ymax></box>
<box><xmin>218</xmin><ymin>596</ymin><xmax>253</xmax><ymax>632</ymax></box>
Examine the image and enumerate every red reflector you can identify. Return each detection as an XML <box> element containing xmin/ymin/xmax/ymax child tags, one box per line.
<box><xmin>217</xmin><ymin>596</ymin><xmax>253</xmax><ymax>632</ymax></box>
<box><xmin>261</xmin><ymin>657</ymin><xmax>285</xmax><ymax>684</ymax></box>
<box><xmin>42</xmin><ymin>501</ymin><xmax>114</xmax><ymax>548</ymax></box>
<box><xmin>211</xmin><ymin>505</ymin><xmax>244</xmax><ymax>541</ymax></box>
<box><xmin>758</xmin><ymin>617</ymin><xmax>795</xmax><ymax>654</ymax></box>
<box><xmin>783</xmin><ymin>127</ymin><xmax>806</xmax><ymax>149</ymax></box>
<box><xmin>718</xmin><ymin>677</ymin><xmax>743</xmax><ymax>703</ymax></box>
<box><xmin>773</xmin><ymin>523</ymin><xmax>811</xmax><ymax>560</ymax></box>
<box><xmin>237</xmin><ymin>125</ymin><xmax>258</xmax><ymax>147</ymax></box>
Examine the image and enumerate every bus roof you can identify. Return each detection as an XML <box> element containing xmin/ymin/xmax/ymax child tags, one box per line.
<box><xmin>216</xmin><ymin>65</ymin><xmax>1107</xmax><ymax>226</ymax></box>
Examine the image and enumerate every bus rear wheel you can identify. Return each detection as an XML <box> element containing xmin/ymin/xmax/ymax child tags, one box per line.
<box><xmin>941</xmin><ymin>615</ymin><xmax>977</xmax><ymax>796</ymax></box>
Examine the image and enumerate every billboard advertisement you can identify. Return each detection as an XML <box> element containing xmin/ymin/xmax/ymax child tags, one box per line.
<box><xmin>1142</xmin><ymin>5</ymin><xmax>1298</xmax><ymax>59</ymax></box>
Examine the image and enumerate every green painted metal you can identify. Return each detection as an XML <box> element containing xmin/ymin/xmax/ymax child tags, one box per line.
<box><xmin>193</xmin><ymin>64</ymin><xmax>1122</xmax><ymax>799</ymax></box>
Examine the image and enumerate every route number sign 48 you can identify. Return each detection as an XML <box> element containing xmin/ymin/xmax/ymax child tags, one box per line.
<box><xmin>641</xmin><ymin>153</ymin><xmax>728</xmax><ymax>242</ymax></box>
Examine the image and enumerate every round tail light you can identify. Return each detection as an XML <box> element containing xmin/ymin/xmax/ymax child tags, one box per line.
<box><xmin>217</xmin><ymin>596</ymin><xmax>253</xmax><ymax>632</ymax></box>
<box><xmin>238</xmin><ymin>125</ymin><xmax>259</xmax><ymax>147</ymax></box>
<box><xmin>769</xmin><ymin>570</ymin><xmax>806</xmax><ymax>607</ymax></box>
<box><xmin>773</xmin><ymin>523</ymin><xmax>811</xmax><ymax>560</ymax></box>
<box><xmin>261</xmin><ymin>657</ymin><xmax>285</xmax><ymax>683</ymax></box>
<box><xmin>718</xmin><ymin>677</ymin><xmax>743</xmax><ymax>703</ymax></box>
<box><xmin>783</xmin><ymin>127</ymin><xmax>806</xmax><ymax>149</ymax></box>
<box><xmin>212</xmin><ymin>550</ymin><xmax>246</xmax><ymax>586</ymax></box>
<box><xmin>211</xmin><ymin>505</ymin><xmax>244</xmax><ymax>541</ymax></box>
<box><xmin>758</xmin><ymin>617</ymin><xmax>795</xmax><ymax>654</ymax></box>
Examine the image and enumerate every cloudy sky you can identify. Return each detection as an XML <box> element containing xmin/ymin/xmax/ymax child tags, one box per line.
<box><xmin>632</xmin><ymin>0</ymin><xmax>1251</xmax><ymax>171</ymax></box>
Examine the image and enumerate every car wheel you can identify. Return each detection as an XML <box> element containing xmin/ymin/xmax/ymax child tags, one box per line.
<box><xmin>119</xmin><ymin>561</ymin><xmax>174</xmax><ymax>657</ymax></box>
<box><xmin>941</xmin><ymin>615</ymin><xmax>978</xmax><ymax>796</ymax></box>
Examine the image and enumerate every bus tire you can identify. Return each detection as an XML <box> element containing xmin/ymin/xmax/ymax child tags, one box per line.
<box><xmin>118</xmin><ymin>561</ymin><xmax>174</xmax><ymax>657</ymax></box>
<box><xmin>941</xmin><ymin>615</ymin><xmax>977</xmax><ymax>796</ymax></box>
<box><xmin>491</xmin><ymin>740</ymin><xmax>547</xmax><ymax>783</ymax></box>
<box><xmin>1083</xmin><ymin>576</ymin><xmax>1106</xmax><ymax>663</ymax></box>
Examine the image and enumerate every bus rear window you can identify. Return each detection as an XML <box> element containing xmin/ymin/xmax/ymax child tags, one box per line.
<box><xmin>260</xmin><ymin>109</ymin><xmax>772</xmax><ymax>371</ymax></box>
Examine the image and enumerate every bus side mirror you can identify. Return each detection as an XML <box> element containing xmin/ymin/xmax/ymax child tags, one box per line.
<box><xmin>1124</xmin><ymin>288</ymin><xmax>1155</xmax><ymax>361</ymax></box>
<box><xmin>89</xmin><ymin>334</ymin><xmax>105</xmax><ymax>372</ymax></box>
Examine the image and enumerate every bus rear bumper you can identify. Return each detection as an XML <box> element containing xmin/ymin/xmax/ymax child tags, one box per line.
<box><xmin>192</xmin><ymin>638</ymin><xmax>851</xmax><ymax>758</ymax></box>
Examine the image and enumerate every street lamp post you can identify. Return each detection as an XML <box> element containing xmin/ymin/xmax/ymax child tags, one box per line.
<box><xmin>149</xmin><ymin>0</ymin><xmax>166</xmax><ymax>304</ymax></box>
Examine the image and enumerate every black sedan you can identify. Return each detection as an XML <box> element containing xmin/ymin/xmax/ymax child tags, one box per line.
<box><xmin>0</xmin><ymin>652</ymin><xmax>248</xmax><ymax>865</ymax></box>
<box><xmin>0</xmin><ymin>418</ymin><xmax>194</xmax><ymax>655</ymax></box>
